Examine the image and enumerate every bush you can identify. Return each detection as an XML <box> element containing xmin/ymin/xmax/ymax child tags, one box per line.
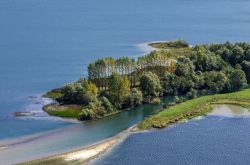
<box><xmin>79</xmin><ymin>108</ymin><xmax>95</xmax><ymax>120</ymax></box>
<box><xmin>180</xmin><ymin>97</ymin><xmax>187</xmax><ymax>102</ymax></box>
<box><xmin>151</xmin><ymin>98</ymin><xmax>161</xmax><ymax>104</ymax></box>
<box><xmin>100</xmin><ymin>96</ymin><xmax>114</xmax><ymax>113</ymax></box>
<box><xmin>163</xmin><ymin>104</ymin><xmax>169</xmax><ymax>109</ymax></box>
<box><xmin>186</xmin><ymin>88</ymin><xmax>198</xmax><ymax>99</ymax></box>
<box><xmin>174</xmin><ymin>96</ymin><xmax>180</xmax><ymax>104</ymax></box>
<box><xmin>78</xmin><ymin>101</ymin><xmax>106</xmax><ymax>120</ymax></box>
<box><xmin>124</xmin><ymin>88</ymin><xmax>143</xmax><ymax>107</ymax></box>
<box><xmin>174</xmin><ymin>96</ymin><xmax>186</xmax><ymax>104</ymax></box>
<box><xmin>201</xmin><ymin>89</ymin><xmax>208</xmax><ymax>95</ymax></box>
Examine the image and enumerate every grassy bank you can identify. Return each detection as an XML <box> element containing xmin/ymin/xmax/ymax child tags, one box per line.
<box><xmin>138</xmin><ymin>88</ymin><xmax>250</xmax><ymax>130</ymax></box>
<box><xmin>148</xmin><ymin>40</ymin><xmax>189</xmax><ymax>49</ymax></box>
<box><xmin>43</xmin><ymin>104</ymin><xmax>82</xmax><ymax>119</ymax></box>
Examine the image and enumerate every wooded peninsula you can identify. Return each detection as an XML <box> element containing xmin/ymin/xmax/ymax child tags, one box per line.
<box><xmin>44</xmin><ymin>40</ymin><xmax>250</xmax><ymax>127</ymax></box>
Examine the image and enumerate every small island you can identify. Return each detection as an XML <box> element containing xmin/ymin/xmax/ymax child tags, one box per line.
<box><xmin>44</xmin><ymin>40</ymin><xmax>250</xmax><ymax>126</ymax></box>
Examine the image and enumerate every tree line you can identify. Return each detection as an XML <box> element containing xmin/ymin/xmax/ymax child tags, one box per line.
<box><xmin>88</xmin><ymin>50</ymin><xmax>176</xmax><ymax>89</ymax></box>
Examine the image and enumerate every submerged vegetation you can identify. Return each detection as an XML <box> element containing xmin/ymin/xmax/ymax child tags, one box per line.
<box><xmin>45</xmin><ymin>40</ymin><xmax>250</xmax><ymax>121</ymax></box>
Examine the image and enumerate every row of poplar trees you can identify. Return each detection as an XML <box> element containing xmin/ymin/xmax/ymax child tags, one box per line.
<box><xmin>88</xmin><ymin>50</ymin><xmax>176</xmax><ymax>90</ymax></box>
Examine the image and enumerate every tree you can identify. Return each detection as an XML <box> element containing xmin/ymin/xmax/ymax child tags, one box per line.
<box><xmin>229</xmin><ymin>46</ymin><xmax>244</xmax><ymax>65</ymax></box>
<box><xmin>140</xmin><ymin>72</ymin><xmax>162</xmax><ymax>98</ymax></box>
<box><xmin>162</xmin><ymin>72</ymin><xmax>180</xmax><ymax>95</ymax></box>
<box><xmin>229</xmin><ymin>68</ymin><xmax>247</xmax><ymax>91</ymax></box>
<box><xmin>204</xmin><ymin>71</ymin><xmax>229</xmax><ymax>93</ymax></box>
<box><xmin>190</xmin><ymin>46</ymin><xmax>225</xmax><ymax>72</ymax></box>
<box><xmin>242</xmin><ymin>60</ymin><xmax>250</xmax><ymax>83</ymax></box>
<box><xmin>80</xmin><ymin>79</ymin><xmax>98</xmax><ymax>95</ymax></box>
<box><xmin>60</xmin><ymin>80</ymin><xmax>98</xmax><ymax>105</ymax></box>
<box><xmin>178</xmin><ymin>77</ymin><xmax>195</xmax><ymax>94</ymax></box>
<box><xmin>220</xmin><ymin>48</ymin><xmax>231</xmax><ymax>62</ymax></box>
<box><xmin>175</xmin><ymin>57</ymin><xmax>195</xmax><ymax>76</ymax></box>
<box><xmin>245</xmin><ymin>49</ymin><xmax>250</xmax><ymax>61</ymax></box>
<box><xmin>108</xmin><ymin>73</ymin><xmax>130</xmax><ymax>107</ymax></box>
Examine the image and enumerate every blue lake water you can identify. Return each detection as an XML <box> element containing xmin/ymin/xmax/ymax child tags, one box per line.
<box><xmin>0</xmin><ymin>0</ymin><xmax>250</xmax><ymax>164</ymax></box>
<box><xmin>91</xmin><ymin>105</ymin><xmax>250</xmax><ymax>165</ymax></box>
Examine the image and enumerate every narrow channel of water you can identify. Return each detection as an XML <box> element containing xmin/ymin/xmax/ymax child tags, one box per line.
<box><xmin>0</xmin><ymin>97</ymin><xmax>174</xmax><ymax>164</ymax></box>
<box><xmin>91</xmin><ymin>104</ymin><xmax>250</xmax><ymax>165</ymax></box>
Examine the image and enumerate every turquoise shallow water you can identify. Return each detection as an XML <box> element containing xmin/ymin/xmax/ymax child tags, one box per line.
<box><xmin>0</xmin><ymin>0</ymin><xmax>250</xmax><ymax>164</ymax></box>
<box><xmin>0</xmin><ymin>97</ymin><xmax>174</xmax><ymax>164</ymax></box>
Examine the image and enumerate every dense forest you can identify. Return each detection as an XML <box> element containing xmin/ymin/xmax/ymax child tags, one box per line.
<box><xmin>46</xmin><ymin>40</ymin><xmax>250</xmax><ymax>120</ymax></box>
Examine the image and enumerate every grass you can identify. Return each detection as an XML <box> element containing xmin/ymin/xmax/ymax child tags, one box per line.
<box><xmin>138</xmin><ymin>88</ymin><xmax>250</xmax><ymax>130</ymax></box>
<box><xmin>43</xmin><ymin>88</ymin><xmax>63</xmax><ymax>100</ymax></box>
<box><xmin>43</xmin><ymin>104</ymin><xmax>82</xmax><ymax>118</ymax></box>
<box><xmin>149</xmin><ymin>40</ymin><xmax>189</xmax><ymax>49</ymax></box>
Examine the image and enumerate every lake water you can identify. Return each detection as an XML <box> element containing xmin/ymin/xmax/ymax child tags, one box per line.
<box><xmin>0</xmin><ymin>0</ymin><xmax>250</xmax><ymax>164</ymax></box>
<box><xmin>91</xmin><ymin>104</ymin><xmax>250</xmax><ymax>165</ymax></box>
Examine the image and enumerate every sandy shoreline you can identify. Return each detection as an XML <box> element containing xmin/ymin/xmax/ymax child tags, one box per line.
<box><xmin>17</xmin><ymin>125</ymin><xmax>138</xmax><ymax>165</ymax></box>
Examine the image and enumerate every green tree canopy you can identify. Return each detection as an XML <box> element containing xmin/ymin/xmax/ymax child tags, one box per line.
<box><xmin>229</xmin><ymin>68</ymin><xmax>247</xmax><ymax>91</ymax></box>
<box><xmin>140</xmin><ymin>72</ymin><xmax>162</xmax><ymax>98</ymax></box>
<box><xmin>108</xmin><ymin>73</ymin><xmax>130</xmax><ymax>107</ymax></box>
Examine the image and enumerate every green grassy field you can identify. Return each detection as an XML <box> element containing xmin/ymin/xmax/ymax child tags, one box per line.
<box><xmin>138</xmin><ymin>88</ymin><xmax>250</xmax><ymax>130</ymax></box>
<box><xmin>149</xmin><ymin>40</ymin><xmax>189</xmax><ymax>49</ymax></box>
<box><xmin>43</xmin><ymin>104</ymin><xmax>82</xmax><ymax>119</ymax></box>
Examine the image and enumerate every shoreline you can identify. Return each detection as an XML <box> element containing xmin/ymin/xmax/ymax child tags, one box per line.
<box><xmin>18</xmin><ymin>125</ymin><xmax>137</xmax><ymax>165</ymax></box>
<box><xmin>21</xmin><ymin>102</ymin><xmax>250</xmax><ymax>165</ymax></box>
<box><xmin>137</xmin><ymin>89</ymin><xmax>250</xmax><ymax>130</ymax></box>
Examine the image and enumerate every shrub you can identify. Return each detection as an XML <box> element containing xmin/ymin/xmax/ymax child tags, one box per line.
<box><xmin>186</xmin><ymin>88</ymin><xmax>198</xmax><ymax>99</ymax></box>
<box><xmin>174</xmin><ymin>96</ymin><xmax>180</xmax><ymax>104</ymax></box>
<box><xmin>151</xmin><ymin>98</ymin><xmax>161</xmax><ymax>104</ymax></box>
<box><xmin>201</xmin><ymin>89</ymin><xmax>208</xmax><ymax>95</ymax></box>
<box><xmin>78</xmin><ymin>101</ymin><xmax>106</xmax><ymax>120</ymax></box>
<box><xmin>124</xmin><ymin>88</ymin><xmax>143</xmax><ymax>107</ymax></box>
<box><xmin>79</xmin><ymin>108</ymin><xmax>95</xmax><ymax>120</ymax></box>
<box><xmin>100</xmin><ymin>96</ymin><xmax>114</xmax><ymax>112</ymax></box>
<box><xmin>163</xmin><ymin>104</ymin><xmax>169</xmax><ymax>109</ymax></box>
